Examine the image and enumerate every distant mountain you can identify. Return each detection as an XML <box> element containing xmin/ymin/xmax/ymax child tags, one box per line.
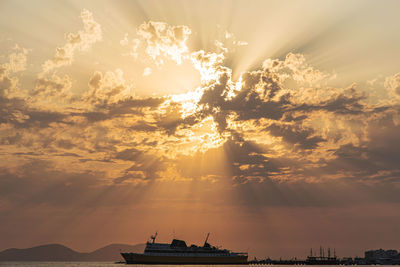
<box><xmin>0</xmin><ymin>243</ymin><xmax>145</xmax><ymax>262</ymax></box>
<box><xmin>82</xmin><ymin>243</ymin><xmax>145</xmax><ymax>261</ymax></box>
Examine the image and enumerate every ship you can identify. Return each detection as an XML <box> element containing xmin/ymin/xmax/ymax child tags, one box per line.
<box><xmin>305</xmin><ymin>247</ymin><xmax>340</xmax><ymax>265</ymax></box>
<box><xmin>121</xmin><ymin>232</ymin><xmax>248</xmax><ymax>264</ymax></box>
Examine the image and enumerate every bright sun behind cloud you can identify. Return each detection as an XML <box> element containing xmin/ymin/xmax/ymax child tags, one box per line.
<box><xmin>1</xmin><ymin>0</ymin><xmax>400</xmax><ymax>258</ymax></box>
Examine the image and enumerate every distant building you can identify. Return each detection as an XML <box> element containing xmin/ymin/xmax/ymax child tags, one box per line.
<box><xmin>365</xmin><ymin>249</ymin><xmax>399</xmax><ymax>264</ymax></box>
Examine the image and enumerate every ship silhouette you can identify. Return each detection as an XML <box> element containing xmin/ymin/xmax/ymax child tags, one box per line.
<box><xmin>121</xmin><ymin>232</ymin><xmax>248</xmax><ymax>264</ymax></box>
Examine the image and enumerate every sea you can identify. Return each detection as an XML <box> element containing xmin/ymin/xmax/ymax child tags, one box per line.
<box><xmin>0</xmin><ymin>264</ymin><xmax>283</xmax><ymax>267</ymax></box>
<box><xmin>0</xmin><ymin>264</ymin><xmax>366</xmax><ymax>267</ymax></box>
<box><xmin>0</xmin><ymin>264</ymin><xmax>296</xmax><ymax>267</ymax></box>
<box><xmin>1</xmin><ymin>264</ymin><xmax>398</xmax><ymax>267</ymax></box>
<box><xmin>0</xmin><ymin>263</ymin><xmax>123</xmax><ymax>267</ymax></box>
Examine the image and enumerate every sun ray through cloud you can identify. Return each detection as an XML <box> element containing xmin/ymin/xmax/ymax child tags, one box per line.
<box><xmin>1</xmin><ymin>0</ymin><xmax>400</xmax><ymax>258</ymax></box>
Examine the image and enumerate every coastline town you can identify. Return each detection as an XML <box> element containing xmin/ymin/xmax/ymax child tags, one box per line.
<box><xmin>250</xmin><ymin>248</ymin><xmax>400</xmax><ymax>265</ymax></box>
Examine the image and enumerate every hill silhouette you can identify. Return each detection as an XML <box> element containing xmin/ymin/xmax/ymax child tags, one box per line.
<box><xmin>0</xmin><ymin>243</ymin><xmax>145</xmax><ymax>261</ymax></box>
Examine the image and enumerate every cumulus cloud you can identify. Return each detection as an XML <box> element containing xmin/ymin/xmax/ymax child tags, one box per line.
<box><xmin>385</xmin><ymin>72</ymin><xmax>400</xmax><ymax>100</ymax></box>
<box><xmin>0</xmin><ymin>45</ymin><xmax>28</xmax><ymax>97</ymax></box>
<box><xmin>84</xmin><ymin>69</ymin><xmax>133</xmax><ymax>106</ymax></box>
<box><xmin>4</xmin><ymin>45</ymin><xmax>28</xmax><ymax>73</ymax></box>
<box><xmin>122</xmin><ymin>21</ymin><xmax>191</xmax><ymax>66</ymax></box>
<box><xmin>42</xmin><ymin>9</ymin><xmax>102</xmax><ymax>73</ymax></box>
<box><xmin>262</xmin><ymin>52</ymin><xmax>333</xmax><ymax>86</ymax></box>
<box><xmin>0</xmin><ymin>66</ymin><xmax>15</xmax><ymax>97</ymax></box>
<box><xmin>191</xmin><ymin>50</ymin><xmax>225</xmax><ymax>84</ymax></box>
<box><xmin>138</xmin><ymin>21</ymin><xmax>191</xmax><ymax>64</ymax></box>
<box><xmin>32</xmin><ymin>74</ymin><xmax>72</xmax><ymax>98</ymax></box>
<box><xmin>2</xmin><ymin>8</ymin><xmax>400</xmax><ymax>256</ymax></box>
<box><xmin>1</xmin><ymin>14</ymin><xmax>400</xmax><ymax>213</ymax></box>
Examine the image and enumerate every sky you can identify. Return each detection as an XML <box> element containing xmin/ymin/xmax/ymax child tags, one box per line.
<box><xmin>1</xmin><ymin>0</ymin><xmax>400</xmax><ymax>259</ymax></box>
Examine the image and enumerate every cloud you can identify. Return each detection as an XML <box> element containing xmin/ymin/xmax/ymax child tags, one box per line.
<box><xmin>3</xmin><ymin>45</ymin><xmax>28</xmax><ymax>73</ymax></box>
<box><xmin>0</xmin><ymin>95</ymin><xmax>68</xmax><ymax>129</ymax></box>
<box><xmin>32</xmin><ymin>74</ymin><xmax>72</xmax><ymax>98</ymax></box>
<box><xmin>385</xmin><ymin>72</ymin><xmax>400</xmax><ymax>100</ymax></box>
<box><xmin>76</xmin><ymin>96</ymin><xmax>164</xmax><ymax>124</ymax></box>
<box><xmin>191</xmin><ymin>50</ymin><xmax>225</xmax><ymax>83</ymax></box>
<box><xmin>142</xmin><ymin>67</ymin><xmax>152</xmax><ymax>76</ymax></box>
<box><xmin>0</xmin><ymin>45</ymin><xmax>28</xmax><ymax>97</ymax></box>
<box><xmin>41</xmin><ymin>9</ymin><xmax>102</xmax><ymax>73</ymax></box>
<box><xmin>263</xmin><ymin>53</ymin><xmax>332</xmax><ymax>85</ymax></box>
<box><xmin>3</xmin><ymin>42</ymin><xmax>398</xmax><ymax>192</ymax></box>
<box><xmin>0</xmin><ymin>66</ymin><xmax>16</xmax><ymax>97</ymax></box>
<box><xmin>265</xmin><ymin>122</ymin><xmax>325</xmax><ymax>150</ymax></box>
<box><xmin>1</xmin><ymin>14</ymin><xmax>400</xmax><ymax>218</ymax></box>
<box><xmin>2</xmin><ymin>7</ymin><xmax>400</xmax><ymax>256</ymax></box>
<box><xmin>84</xmin><ymin>69</ymin><xmax>132</xmax><ymax>105</ymax></box>
<box><xmin>124</xmin><ymin>21</ymin><xmax>192</xmax><ymax>66</ymax></box>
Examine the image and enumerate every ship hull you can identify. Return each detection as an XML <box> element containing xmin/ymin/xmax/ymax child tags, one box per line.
<box><xmin>121</xmin><ymin>252</ymin><xmax>248</xmax><ymax>265</ymax></box>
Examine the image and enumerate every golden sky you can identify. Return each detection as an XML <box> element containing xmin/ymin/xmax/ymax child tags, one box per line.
<box><xmin>1</xmin><ymin>0</ymin><xmax>400</xmax><ymax>258</ymax></box>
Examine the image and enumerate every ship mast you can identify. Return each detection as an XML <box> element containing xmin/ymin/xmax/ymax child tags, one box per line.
<box><xmin>150</xmin><ymin>232</ymin><xmax>158</xmax><ymax>244</ymax></box>
<box><xmin>204</xmin><ymin>232</ymin><xmax>210</xmax><ymax>247</ymax></box>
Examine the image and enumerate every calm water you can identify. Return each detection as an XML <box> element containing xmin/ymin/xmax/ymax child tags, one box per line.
<box><xmin>0</xmin><ymin>264</ymin><xmax>276</xmax><ymax>267</ymax></box>
<box><xmin>0</xmin><ymin>264</ymin><xmax>289</xmax><ymax>267</ymax></box>
<box><xmin>1</xmin><ymin>264</ymin><xmax>398</xmax><ymax>267</ymax></box>
<box><xmin>0</xmin><ymin>263</ymin><xmax>121</xmax><ymax>267</ymax></box>
<box><xmin>0</xmin><ymin>263</ymin><xmax>120</xmax><ymax>267</ymax></box>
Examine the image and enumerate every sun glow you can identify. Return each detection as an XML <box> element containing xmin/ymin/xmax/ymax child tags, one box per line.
<box><xmin>1</xmin><ymin>0</ymin><xmax>400</xmax><ymax>257</ymax></box>
<box><xmin>170</xmin><ymin>88</ymin><xmax>203</xmax><ymax>118</ymax></box>
<box><xmin>191</xmin><ymin>50</ymin><xmax>225</xmax><ymax>84</ymax></box>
